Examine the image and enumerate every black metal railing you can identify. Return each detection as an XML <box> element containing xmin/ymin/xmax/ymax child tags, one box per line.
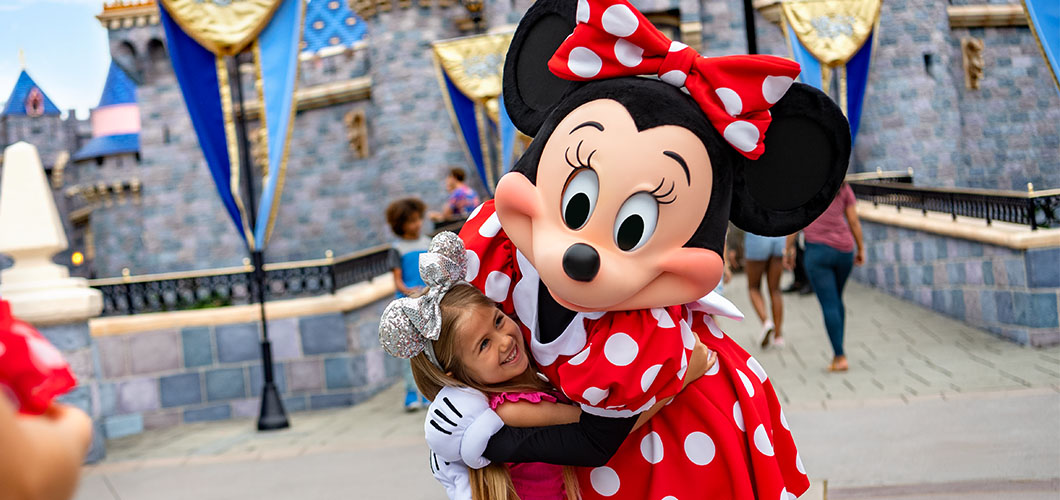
<box><xmin>849</xmin><ymin>179</ymin><xmax>1060</xmax><ymax>230</ymax></box>
<box><xmin>90</xmin><ymin>244</ymin><xmax>393</xmax><ymax>316</ymax></box>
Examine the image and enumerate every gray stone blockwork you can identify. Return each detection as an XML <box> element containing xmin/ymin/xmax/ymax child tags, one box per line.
<box><xmin>3</xmin><ymin>0</ymin><xmax>1058</xmax><ymax>280</ymax></box>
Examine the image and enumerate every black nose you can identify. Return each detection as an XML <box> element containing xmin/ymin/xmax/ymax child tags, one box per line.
<box><xmin>562</xmin><ymin>243</ymin><xmax>600</xmax><ymax>282</ymax></box>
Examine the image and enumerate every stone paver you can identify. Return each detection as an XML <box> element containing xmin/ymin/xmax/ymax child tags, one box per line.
<box><xmin>75</xmin><ymin>273</ymin><xmax>1060</xmax><ymax>499</ymax></box>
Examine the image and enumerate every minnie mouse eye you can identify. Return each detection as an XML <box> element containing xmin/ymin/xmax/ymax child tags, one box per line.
<box><xmin>613</xmin><ymin>192</ymin><xmax>659</xmax><ymax>251</ymax></box>
<box><xmin>561</xmin><ymin>168</ymin><xmax>599</xmax><ymax>230</ymax></box>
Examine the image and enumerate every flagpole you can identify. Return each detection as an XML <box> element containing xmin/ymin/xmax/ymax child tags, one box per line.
<box><xmin>229</xmin><ymin>54</ymin><xmax>290</xmax><ymax>431</ymax></box>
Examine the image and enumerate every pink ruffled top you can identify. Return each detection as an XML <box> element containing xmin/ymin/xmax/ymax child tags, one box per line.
<box><xmin>489</xmin><ymin>391</ymin><xmax>568</xmax><ymax>500</ymax></box>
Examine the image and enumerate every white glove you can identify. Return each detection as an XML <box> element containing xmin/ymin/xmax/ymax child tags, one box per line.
<box><xmin>430</xmin><ymin>451</ymin><xmax>472</xmax><ymax>500</ymax></box>
<box><xmin>424</xmin><ymin>386</ymin><xmax>504</xmax><ymax>469</ymax></box>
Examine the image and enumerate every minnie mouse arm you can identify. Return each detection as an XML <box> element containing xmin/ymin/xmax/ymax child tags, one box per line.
<box><xmin>483</xmin><ymin>411</ymin><xmax>637</xmax><ymax>467</ymax></box>
<box><xmin>556</xmin><ymin>307</ymin><xmax>692</xmax><ymax>417</ymax></box>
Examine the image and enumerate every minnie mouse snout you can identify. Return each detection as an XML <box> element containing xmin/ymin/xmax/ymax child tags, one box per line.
<box><xmin>562</xmin><ymin>243</ymin><xmax>600</xmax><ymax>282</ymax></box>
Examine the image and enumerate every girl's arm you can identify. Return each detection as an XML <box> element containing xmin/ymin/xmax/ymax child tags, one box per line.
<box><xmin>844</xmin><ymin>203</ymin><xmax>865</xmax><ymax>266</ymax></box>
<box><xmin>392</xmin><ymin>267</ymin><xmax>413</xmax><ymax>296</ymax></box>
<box><xmin>494</xmin><ymin>400</ymin><xmax>581</xmax><ymax>427</ymax></box>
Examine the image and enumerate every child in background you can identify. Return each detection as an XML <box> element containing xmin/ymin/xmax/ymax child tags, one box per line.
<box><xmin>380</xmin><ymin>233</ymin><xmax>715</xmax><ymax>500</ymax></box>
<box><xmin>385</xmin><ymin>197</ymin><xmax>432</xmax><ymax>410</ymax></box>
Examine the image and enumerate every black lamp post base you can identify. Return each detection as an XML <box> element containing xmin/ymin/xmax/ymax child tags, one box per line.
<box><xmin>257</xmin><ymin>382</ymin><xmax>290</xmax><ymax>431</ymax></box>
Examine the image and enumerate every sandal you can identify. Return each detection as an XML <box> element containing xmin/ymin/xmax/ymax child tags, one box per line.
<box><xmin>828</xmin><ymin>358</ymin><xmax>849</xmax><ymax>372</ymax></box>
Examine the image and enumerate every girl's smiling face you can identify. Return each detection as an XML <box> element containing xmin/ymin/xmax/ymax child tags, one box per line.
<box><xmin>452</xmin><ymin>304</ymin><xmax>529</xmax><ymax>386</ymax></box>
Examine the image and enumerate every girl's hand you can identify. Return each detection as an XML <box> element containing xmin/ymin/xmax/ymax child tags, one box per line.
<box><xmin>682</xmin><ymin>339</ymin><xmax>717</xmax><ymax>390</ymax></box>
<box><xmin>854</xmin><ymin>248</ymin><xmax>865</xmax><ymax>266</ymax></box>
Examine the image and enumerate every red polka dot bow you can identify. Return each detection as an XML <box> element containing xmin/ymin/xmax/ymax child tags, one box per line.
<box><xmin>548</xmin><ymin>0</ymin><xmax>802</xmax><ymax>160</ymax></box>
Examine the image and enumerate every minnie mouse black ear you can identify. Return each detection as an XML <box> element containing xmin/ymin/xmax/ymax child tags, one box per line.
<box><xmin>729</xmin><ymin>82</ymin><xmax>851</xmax><ymax>236</ymax></box>
<box><xmin>502</xmin><ymin>0</ymin><xmax>579</xmax><ymax>136</ymax></box>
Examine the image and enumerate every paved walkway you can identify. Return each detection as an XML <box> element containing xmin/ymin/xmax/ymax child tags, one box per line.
<box><xmin>75</xmin><ymin>276</ymin><xmax>1060</xmax><ymax>500</ymax></box>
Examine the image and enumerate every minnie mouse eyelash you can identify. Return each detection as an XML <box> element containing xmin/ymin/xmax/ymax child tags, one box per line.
<box><xmin>650</xmin><ymin>178</ymin><xmax>677</xmax><ymax>205</ymax></box>
<box><xmin>565</xmin><ymin>140</ymin><xmax>597</xmax><ymax>171</ymax></box>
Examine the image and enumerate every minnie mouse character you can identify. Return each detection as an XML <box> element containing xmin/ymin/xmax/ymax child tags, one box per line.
<box><xmin>424</xmin><ymin>0</ymin><xmax>850</xmax><ymax>498</ymax></box>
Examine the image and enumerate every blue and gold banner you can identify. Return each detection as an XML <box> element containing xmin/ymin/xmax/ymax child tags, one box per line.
<box><xmin>782</xmin><ymin>0</ymin><xmax>880</xmax><ymax>144</ymax></box>
<box><xmin>432</xmin><ymin>33</ymin><xmax>515</xmax><ymax>196</ymax></box>
<box><xmin>1023</xmin><ymin>0</ymin><xmax>1060</xmax><ymax>93</ymax></box>
<box><xmin>159</xmin><ymin>0</ymin><xmax>303</xmax><ymax>250</ymax></box>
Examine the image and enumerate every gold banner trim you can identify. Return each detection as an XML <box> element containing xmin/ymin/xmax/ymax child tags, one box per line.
<box><xmin>161</xmin><ymin>0</ymin><xmax>282</xmax><ymax>56</ymax></box>
<box><xmin>431</xmin><ymin>32</ymin><xmax>513</xmax><ymax>102</ymax></box>
<box><xmin>781</xmin><ymin>0</ymin><xmax>881</xmax><ymax>67</ymax></box>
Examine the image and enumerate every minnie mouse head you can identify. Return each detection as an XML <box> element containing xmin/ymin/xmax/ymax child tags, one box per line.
<box><xmin>495</xmin><ymin>0</ymin><xmax>851</xmax><ymax>313</ymax></box>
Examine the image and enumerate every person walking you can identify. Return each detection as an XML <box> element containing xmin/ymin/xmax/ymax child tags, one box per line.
<box><xmin>785</xmin><ymin>183</ymin><xmax>864</xmax><ymax>372</ymax></box>
<box><xmin>743</xmin><ymin>232</ymin><xmax>786</xmax><ymax>348</ymax></box>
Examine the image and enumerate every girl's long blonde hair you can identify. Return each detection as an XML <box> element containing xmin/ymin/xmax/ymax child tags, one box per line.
<box><xmin>410</xmin><ymin>284</ymin><xmax>580</xmax><ymax>500</ymax></box>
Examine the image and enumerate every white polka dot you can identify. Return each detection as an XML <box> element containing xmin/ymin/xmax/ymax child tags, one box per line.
<box><xmin>576</xmin><ymin>0</ymin><xmax>590</xmax><ymax>23</ymax></box>
<box><xmin>478</xmin><ymin>212</ymin><xmax>501</xmax><ymax>237</ymax></box>
<box><xmin>733</xmin><ymin>401</ymin><xmax>745</xmax><ymax>431</ymax></box>
<box><xmin>568</xmin><ymin>47</ymin><xmax>603</xmax><ymax>78</ymax></box>
<box><xmin>614</xmin><ymin>39</ymin><xmax>643</xmax><ymax>68</ymax></box>
<box><xmin>680</xmin><ymin>321</ymin><xmax>695</xmax><ymax>350</ymax></box>
<box><xmin>706</xmin><ymin>357</ymin><xmax>720</xmax><ymax>376</ymax></box>
<box><xmin>537</xmin><ymin>371</ymin><xmax>550</xmax><ymax>382</ymax></box>
<box><xmin>684</xmin><ymin>432</ymin><xmax>716</xmax><ymax>465</ymax></box>
<box><xmin>640</xmin><ymin>431</ymin><xmax>664</xmax><ymax>464</ymax></box>
<box><xmin>780</xmin><ymin>488</ymin><xmax>797</xmax><ymax>500</ymax></box>
<box><xmin>704</xmin><ymin>316</ymin><xmax>724</xmax><ymax>339</ymax></box>
<box><xmin>715</xmin><ymin>87</ymin><xmax>743</xmax><ymax>116</ymax></box>
<box><xmin>737</xmin><ymin>369</ymin><xmax>755</xmax><ymax>397</ymax></box>
<box><xmin>724</xmin><ymin>120</ymin><xmax>760</xmax><ymax>153</ymax></box>
<box><xmin>568</xmin><ymin>345</ymin><xmax>591</xmax><ymax>365</ymax></box>
<box><xmin>590</xmin><ymin>466</ymin><xmax>620</xmax><ymax>496</ymax></box>
<box><xmin>677</xmin><ymin>351</ymin><xmax>688</xmax><ymax>379</ymax></box>
<box><xmin>780</xmin><ymin>409</ymin><xmax>790</xmax><ymax>430</ymax></box>
<box><xmin>28</xmin><ymin>337</ymin><xmax>65</xmax><ymax>370</ymax></box>
<box><xmin>636</xmin><ymin>396</ymin><xmax>657</xmax><ymax>413</ymax></box>
<box><xmin>747</xmin><ymin>356</ymin><xmax>768</xmax><ymax>383</ymax></box>
<box><xmin>762</xmin><ymin>75</ymin><xmax>794</xmax><ymax>104</ymax></box>
<box><xmin>753</xmin><ymin>424</ymin><xmax>774</xmax><ymax>456</ymax></box>
<box><xmin>464</xmin><ymin>250</ymin><xmax>480</xmax><ymax>281</ymax></box>
<box><xmin>796</xmin><ymin>452</ymin><xmax>806</xmax><ymax>474</ymax></box>
<box><xmin>641</xmin><ymin>364</ymin><xmax>663</xmax><ymax>392</ymax></box>
<box><xmin>582</xmin><ymin>387</ymin><xmax>609</xmax><ymax>406</ymax></box>
<box><xmin>604</xmin><ymin>332</ymin><xmax>638</xmax><ymax>366</ymax></box>
<box><xmin>651</xmin><ymin>308</ymin><xmax>675</xmax><ymax>328</ymax></box>
<box><xmin>668</xmin><ymin>41</ymin><xmax>688</xmax><ymax>52</ymax></box>
<box><xmin>660</xmin><ymin>70</ymin><xmax>687</xmax><ymax>88</ymax></box>
<box><xmin>601</xmin><ymin>4</ymin><xmax>639</xmax><ymax>37</ymax></box>
<box><xmin>662</xmin><ymin>497</ymin><xmax>678</xmax><ymax>500</ymax></box>
<box><xmin>467</xmin><ymin>203</ymin><xmax>484</xmax><ymax>223</ymax></box>
<box><xmin>484</xmin><ymin>271</ymin><xmax>511</xmax><ymax>302</ymax></box>
<box><xmin>584</xmin><ymin>311</ymin><xmax>606</xmax><ymax>320</ymax></box>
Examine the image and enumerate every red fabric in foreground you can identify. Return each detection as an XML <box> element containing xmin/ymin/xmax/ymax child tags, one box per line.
<box><xmin>0</xmin><ymin>300</ymin><xmax>76</xmax><ymax>415</ymax></box>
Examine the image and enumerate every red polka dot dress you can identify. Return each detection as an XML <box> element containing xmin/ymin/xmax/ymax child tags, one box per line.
<box><xmin>459</xmin><ymin>201</ymin><xmax>809</xmax><ymax>500</ymax></box>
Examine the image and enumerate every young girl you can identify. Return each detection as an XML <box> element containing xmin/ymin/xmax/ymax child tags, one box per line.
<box><xmin>380</xmin><ymin>233</ymin><xmax>715</xmax><ymax>500</ymax></box>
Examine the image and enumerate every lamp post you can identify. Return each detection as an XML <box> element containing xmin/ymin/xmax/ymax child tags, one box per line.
<box><xmin>743</xmin><ymin>0</ymin><xmax>759</xmax><ymax>55</ymax></box>
<box><xmin>228</xmin><ymin>54</ymin><xmax>289</xmax><ymax>431</ymax></box>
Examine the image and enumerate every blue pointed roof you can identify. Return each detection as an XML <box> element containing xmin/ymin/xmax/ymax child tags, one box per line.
<box><xmin>2</xmin><ymin>70</ymin><xmax>61</xmax><ymax>116</ymax></box>
<box><xmin>97</xmin><ymin>61</ymin><xmax>137</xmax><ymax>108</ymax></box>
<box><xmin>302</xmin><ymin>0</ymin><xmax>367</xmax><ymax>53</ymax></box>
<box><xmin>72</xmin><ymin>133</ymin><xmax>140</xmax><ymax>162</ymax></box>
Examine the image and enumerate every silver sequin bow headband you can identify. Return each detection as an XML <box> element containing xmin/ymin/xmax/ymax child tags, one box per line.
<box><xmin>378</xmin><ymin>231</ymin><xmax>468</xmax><ymax>369</ymax></box>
